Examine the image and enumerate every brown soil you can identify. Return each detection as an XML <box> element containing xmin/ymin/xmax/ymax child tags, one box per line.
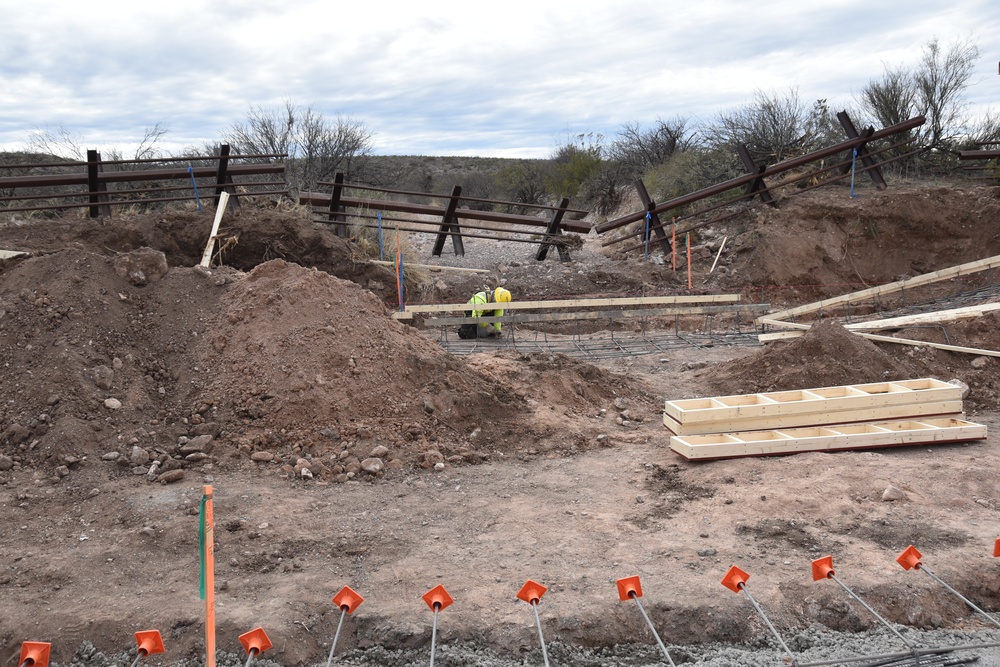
<box><xmin>2</xmin><ymin>183</ymin><xmax>1000</xmax><ymax>666</ymax></box>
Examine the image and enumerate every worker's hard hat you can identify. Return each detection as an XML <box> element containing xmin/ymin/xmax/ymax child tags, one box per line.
<box><xmin>494</xmin><ymin>287</ymin><xmax>512</xmax><ymax>303</ymax></box>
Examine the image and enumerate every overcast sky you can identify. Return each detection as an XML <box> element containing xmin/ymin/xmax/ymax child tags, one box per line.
<box><xmin>1</xmin><ymin>0</ymin><xmax>998</xmax><ymax>159</ymax></box>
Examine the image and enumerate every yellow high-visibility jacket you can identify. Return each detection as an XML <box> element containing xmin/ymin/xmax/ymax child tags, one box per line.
<box><xmin>468</xmin><ymin>291</ymin><xmax>504</xmax><ymax>334</ymax></box>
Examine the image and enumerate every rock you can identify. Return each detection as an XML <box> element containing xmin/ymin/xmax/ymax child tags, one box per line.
<box><xmin>250</xmin><ymin>451</ymin><xmax>275</xmax><ymax>462</ymax></box>
<box><xmin>0</xmin><ymin>455</ymin><xmax>13</xmax><ymax>471</ymax></box>
<box><xmin>386</xmin><ymin>458</ymin><xmax>404</xmax><ymax>469</ymax></box>
<box><xmin>971</xmin><ymin>356</ymin><xmax>989</xmax><ymax>369</ymax></box>
<box><xmin>421</xmin><ymin>449</ymin><xmax>445</xmax><ymax>468</ymax></box>
<box><xmin>882</xmin><ymin>485</ymin><xmax>906</xmax><ymax>502</ymax></box>
<box><xmin>2</xmin><ymin>424</ymin><xmax>30</xmax><ymax>446</ymax></box>
<box><xmin>87</xmin><ymin>488</ymin><xmax>100</xmax><ymax>498</ymax></box>
<box><xmin>947</xmin><ymin>378</ymin><xmax>970</xmax><ymax>399</ymax></box>
<box><xmin>112</xmin><ymin>247</ymin><xmax>169</xmax><ymax>286</ymax></box>
<box><xmin>434</xmin><ymin>462</ymin><xmax>446</xmax><ymax>471</ymax></box>
<box><xmin>596</xmin><ymin>434</ymin><xmax>611</xmax><ymax>447</ymax></box>
<box><xmin>139</xmin><ymin>527</ymin><xmax>156</xmax><ymax>537</ymax></box>
<box><xmin>132</xmin><ymin>466</ymin><xmax>149</xmax><ymax>475</ymax></box>
<box><xmin>185</xmin><ymin>452</ymin><xmax>209</xmax><ymax>462</ymax></box>
<box><xmin>130</xmin><ymin>446</ymin><xmax>150</xmax><ymax>466</ymax></box>
<box><xmin>54</xmin><ymin>465</ymin><xmax>70</xmax><ymax>478</ymax></box>
<box><xmin>104</xmin><ymin>398</ymin><xmax>122</xmax><ymax>410</ymax></box>
<box><xmin>698</xmin><ymin>548</ymin><xmax>717</xmax><ymax>557</ymax></box>
<box><xmin>90</xmin><ymin>365</ymin><xmax>114</xmax><ymax>390</ymax></box>
<box><xmin>181</xmin><ymin>434</ymin><xmax>214</xmax><ymax>454</ymax></box>
<box><xmin>320</xmin><ymin>428</ymin><xmax>340</xmax><ymax>441</ymax></box>
<box><xmin>614</xmin><ymin>397</ymin><xmax>628</xmax><ymax>410</ymax></box>
<box><xmin>101</xmin><ymin>451</ymin><xmax>120</xmax><ymax>461</ymax></box>
<box><xmin>370</xmin><ymin>445</ymin><xmax>390</xmax><ymax>459</ymax></box>
<box><xmin>361</xmin><ymin>458</ymin><xmax>384</xmax><ymax>474</ymax></box>
<box><xmin>158</xmin><ymin>469</ymin><xmax>185</xmax><ymax>484</ymax></box>
<box><xmin>299</xmin><ymin>467</ymin><xmax>313</xmax><ymax>479</ymax></box>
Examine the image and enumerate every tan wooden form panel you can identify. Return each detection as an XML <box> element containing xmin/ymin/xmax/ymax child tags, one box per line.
<box><xmin>664</xmin><ymin>379</ymin><xmax>960</xmax><ymax>427</ymax></box>
<box><xmin>670</xmin><ymin>418</ymin><xmax>987</xmax><ymax>460</ymax></box>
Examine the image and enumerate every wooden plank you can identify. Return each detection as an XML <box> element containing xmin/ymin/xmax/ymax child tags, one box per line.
<box><xmin>762</xmin><ymin>303</ymin><xmax>1000</xmax><ymax>332</ymax></box>
<box><xmin>423</xmin><ymin>304</ymin><xmax>768</xmax><ymax>326</ymax></box>
<box><xmin>664</xmin><ymin>379</ymin><xmax>960</xmax><ymax>427</ymax></box>
<box><xmin>669</xmin><ymin>418</ymin><xmax>986</xmax><ymax>460</ymax></box>
<box><xmin>394</xmin><ymin>294</ymin><xmax>742</xmax><ymax>316</ymax></box>
<box><xmin>757</xmin><ymin>254</ymin><xmax>1000</xmax><ymax>324</ymax></box>
<box><xmin>0</xmin><ymin>250</ymin><xmax>28</xmax><ymax>259</ymax></box>
<box><xmin>758</xmin><ymin>328</ymin><xmax>1000</xmax><ymax>357</ymax></box>
<box><xmin>370</xmin><ymin>260</ymin><xmax>489</xmax><ymax>274</ymax></box>
<box><xmin>200</xmin><ymin>191</ymin><xmax>229</xmax><ymax>267</ymax></box>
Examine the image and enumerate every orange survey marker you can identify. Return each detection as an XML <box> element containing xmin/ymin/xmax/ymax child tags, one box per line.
<box><xmin>238</xmin><ymin>628</ymin><xmax>273</xmax><ymax>656</ymax></box>
<box><xmin>896</xmin><ymin>545</ymin><xmax>923</xmax><ymax>571</ymax></box>
<box><xmin>19</xmin><ymin>642</ymin><xmax>50</xmax><ymax>667</ymax></box>
<box><xmin>811</xmin><ymin>556</ymin><xmax>835</xmax><ymax>581</ymax></box>
<box><xmin>616</xmin><ymin>575</ymin><xmax>643</xmax><ymax>601</ymax></box>
<box><xmin>135</xmin><ymin>630</ymin><xmax>165</xmax><ymax>656</ymax></box>
<box><xmin>994</xmin><ymin>538</ymin><xmax>999</xmax><ymax>558</ymax></box>
<box><xmin>721</xmin><ymin>565</ymin><xmax>750</xmax><ymax>593</ymax></box>
<box><xmin>517</xmin><ymin>580</ymin><xmax>548</xmax><ymax>605</ymax></box>
<box><xmin>422</xmin><ymin>584</ymin><xmax>454</xmax><ymax>612</ymax></box>
<box><xmin>333</xmin><ymin>585</ymin><xmax>365</xmax><ymax>613</ymax></box>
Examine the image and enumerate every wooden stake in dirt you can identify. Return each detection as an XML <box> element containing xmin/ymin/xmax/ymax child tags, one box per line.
<box><xmin>200</xmin><ymin>485</ymin><xmax>216</xmax><ymax>667</ymax></box>
<box><xmin>710</xmin><ymin>237</ymin><xmax>728</xmax><ymax>273</ymax></box>
<box><xmin>200</xmin><ymin>192</ymin><xmax>229</xmax><ymax>268</ymax></box>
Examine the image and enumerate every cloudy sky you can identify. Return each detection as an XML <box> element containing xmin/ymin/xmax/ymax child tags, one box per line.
<box><xmin>1</xmin><ymin>0</ymin><xmax>998</xmax><ymax>158</ymax></box>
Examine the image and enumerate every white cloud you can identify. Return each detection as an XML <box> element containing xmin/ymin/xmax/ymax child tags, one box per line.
<box><xmin>0</xmin><ymin>0</ymin><xmax>997</xmax><ymax>158</ymax></box>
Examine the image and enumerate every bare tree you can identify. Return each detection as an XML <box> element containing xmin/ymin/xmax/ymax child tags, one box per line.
<box><xmin>859</xmin><ymin>65</ymin><xmax>918</xmax><ymax>130</ymax></box>
<box><xmin>706</xmin><ymin>88</ymin><xmax>809</xmax><ymax>163</ymax></box>
<box><xmin>611</xmin><ymin>116</ymin><xmax>691</xmax><ymax>176</ymax></box>
<box><xmin>223</xmin><ymin>101</ymin><xmax>374</xmax><ymax>193</ymax></box>
<box><xmin>916</xmin><ymin>37</ymin><xmax>980</xmax><ymax>147</ymax></box>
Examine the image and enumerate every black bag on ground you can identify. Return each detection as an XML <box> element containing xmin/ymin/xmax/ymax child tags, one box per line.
<box><xmin>458</xmin><ymin>310</ymin><xmax>477</xmax><ymax>339</ymax></box>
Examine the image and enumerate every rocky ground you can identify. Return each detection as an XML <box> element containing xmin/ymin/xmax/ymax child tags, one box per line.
<box><xmin>2</xmin><ymin>181</ymin><xmax>1000</xmax><ymax>666</ymax></box>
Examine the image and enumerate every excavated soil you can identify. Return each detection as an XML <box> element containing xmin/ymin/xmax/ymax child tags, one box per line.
<box><xmin>3</xmin><ymin>183</ymin><xmax>1000</xmax><ymax>666</ymax></box>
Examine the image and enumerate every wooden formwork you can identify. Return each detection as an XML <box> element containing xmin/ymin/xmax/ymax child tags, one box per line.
<box><xmin>663</xmin><ymin>379</ymin><xmax>962</xmax><ymax>436</ymax></box>
<box><xmin>670</xmin><ymin>418</ymin><xmax>987</xmax><ymax>460</ymax></box>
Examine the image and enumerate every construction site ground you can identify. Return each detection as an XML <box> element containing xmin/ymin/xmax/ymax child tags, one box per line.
<box><xmin>3</xmin><ymin>182</ymin><xmax>1000</xmax><ymax>666</ymax></box>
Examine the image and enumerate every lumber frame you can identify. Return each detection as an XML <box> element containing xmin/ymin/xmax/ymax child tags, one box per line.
<box><xmin>423</xmin><ymin>303</ymin><xmax>769</xmax><ymax>327</ymax></box>
<box><xmin>758</xmin><ymin>325</ymin><xmax>1000</xmax><ymax>357</ymax></box>
<box><xmin>757</xmin><ymin>254</ymin><xmax>1000</xmax><ymax>324</ymax></box>
<box><xmin>669</xmin><ymin>418</ymin><xmax>986</xmax><ymax>461</ymax></box>
<box><xmin>395</xmin><ymin>294</ymin><xmax>742</xmax><ymax>317</ymax></box>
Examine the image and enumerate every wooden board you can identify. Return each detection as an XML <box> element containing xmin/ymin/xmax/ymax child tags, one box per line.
<box><xmin>758</xmin><ymin>327</ymin><xmax>1000</xmax><ymax>358</ymax></box>
<box><xmin>757</xmin><ymin>254</ymin><xmax>1000</xmax><ymax>324</ymax></box>
<box><xmin>394</xmin><ymin>293</ymin><xmax>742</xmax><ymax>317</ymax></box>
<box><xmin>422</xmin><ymin>303</ymin><xmax>768</xmax><ymax>326</ymax></box>
<box><xmin>761</xmin><ymin>302</ymin><xmax>1000</xmax><ymax>333</ymax></box>
<box><xmin>669</xmin><ymin>418</ymin><xmax>987</xmax><ymax>460</ymax></box>
<box><xmin>0</xmin><ymin>250</ymin><xmax>28</xmax><ymax>259</ymax></box>
<box><xmin>664</xmin><ymin>402</ymin><xmax>963</xmax><ymax>435</ymax></box>
<box><xmin>664</xmin><ymin>379</ymin><xmax>960</xmax><ymax>427</ymax></box>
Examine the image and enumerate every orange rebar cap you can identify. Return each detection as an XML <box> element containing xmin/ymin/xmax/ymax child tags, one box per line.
<box><xmin>333</xmin><ymin>585</ymin><xmax>365</xmax><ymax>614</ymax></box>
<box><xmin>422</xmin><ymin>584</ymin><xmax>454</xmax><ymax>612</ymax></box>
<box><xmin>19</xmin><ymin>642</ymin><xmax>51</xmax><ymax>667</ymax></box>
<box><xmin>896</xmin><ymin>545</ymin><xmax>923</xmax><ymax>571</ymax></box>
<box><xmin>135</xmin><ymin>630</ymin><xmax>165</xmax><ymax>656</ymax></box>
<box><xmin>811</xmin><ymin>556</ymin><xmax>835</xmax><ymax>581</ymax></box>
<box><xmin>517</xmin><ymin>580</ymin><xmax>548</xmax><ymax>606</ymax></box>
<box><xmin>616</xmin><ymin>575</ymin><xmax>643</xmax><ymax>601</ymax></box>
<box><xmin>721</xmin><ymin>565</ymin><xmax>750</xmax><ymax>593</ymax></box>
<box><xmin>238</xmin><ymin>628</ymin><xmax>273</xmax><ymax>656</ymax></box>
<box><xmin>994</xmin><ymin>538</ymin><xmax>999</xmax><ymax>558</ymax></box>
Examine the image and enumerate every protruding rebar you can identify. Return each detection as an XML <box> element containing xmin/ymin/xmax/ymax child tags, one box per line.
<box><xmin>429</xmin><ymin>604</ymin><xmax>440</xmax><ymax>667</ymax></box>
<box><xmin>736</xmin><ymin>582</ymin><xmax>798</xmax><ymax>665</ymax></box>
<box><xmin>243</xmin><ymin>648</ymin><xmax>256</xmax><ymax>667</ymax></box>
<box><xmin>796</xmin><ymin>641</ymin><xmax>1000</xmax><ymax>667</ymax></box>
<box><xmin>628</xmin><ymin>592</ymin><xmax>676</xmax><ymax>667</ymax></box>
<box><xmin>127</xmin><ymin>652</ymin><xmax>144</xmax><ymax>667</ymax></box>
<box><xmin>915</xmin><ymin>564</ymin><xmax>1000</xmax><ymax>630</ymax></box>
<box><xmin>531</xmin><ymin>601</ymin><xmax>550</xmax><ymax>667</ymax></box>
<box><xmin>828</xmin><ymin>573</ymin><xmax>914</xmax><ymax>648</ymax></box>
<box><xmin>325</xmin><ymin>607</ymin><xmax>348</xmax><ymax>667</ymax></box>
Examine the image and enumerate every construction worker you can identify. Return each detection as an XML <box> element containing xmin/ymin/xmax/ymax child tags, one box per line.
<box><xmin>458</xmin><ymin>287</ymin><xmax>512</xmax><ymax>339</ymax></box>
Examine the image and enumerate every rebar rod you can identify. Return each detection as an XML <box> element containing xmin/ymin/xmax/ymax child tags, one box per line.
<box><xmin>325</xmin><ymin>607</ymin><xmax>348</xmax><ymax>667</ymax></box>
<box><xmin>629</xmin><ymin>593</ymin><xmax>676</xmax><ymax>666</ymax></box>
<box><xmin>243</xmin><ymin>649</ymin><xmax>256</xmax><ymax>667</ymax></box>
<box><xmin>531</xmin><ymin>601</ymin><xmax>550</xmax><ymax>667</ymax></box>
<box><xmin>737</xmin><ymin>583</ymin><xmax>797</xmax><ymax>665</ymax></box>
<box><xmin>429</xmin><ymin>606</ymin><xmax>439</xmax><ymax>667</ymax></box>
<box><xmin>829</xmin><ymin>573</ymin><xmax>914</xmax><ymax>648</ymax></box>
<box><xmin>128</xmin><ymin>652</ymin><xmax>144</xmax><ymax>667</ymax></box>
<box><xmin>916</xmin><ymin>565</ymin><xmax>1000</xmax><ymax>630</ymax></box>
<box><xmin>797</xmin><ymin>641</ymin><xmax>1000</xmax><ymax>667</ymax></box>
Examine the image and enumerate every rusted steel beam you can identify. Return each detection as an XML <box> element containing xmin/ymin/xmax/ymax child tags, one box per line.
<box><xmin>536</xmin><ymin>197</ymin><xmax>571</xmax><ymax>261</ymax></box>
<box><xmin>959</xmin><ymin>149</ymin><xmax>1000</xmax><ymax>160</ymax></box>
<box><xmin>0</xmin><ymin>163</ymin><xmax>283</xmax><ymax>190</ymax></box>
<box><xmin>737</xmin><ymin>144</ymin><xmax>777</xmax><ymax>207</ymax></box>
<box><xmin>597</xmin><ymin>115</ymin><xmax>925</xmax><ymax>233</ymax></box>
<box><xmin>327</xmin><ymin>172</ymin><xmax>348</xmax><ymax>237</ymax></box>
<box><xmin>432</xmin><ymin>186</ymin><xmax>465</xmax><ymax>256</ymax></box>
<box><xmin>837</xmin><ymin>111</ymin><xmax>887</xmax><ymax>189</ymax></box>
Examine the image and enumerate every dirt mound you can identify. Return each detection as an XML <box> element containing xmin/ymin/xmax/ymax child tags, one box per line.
<box><xmin>706</xmin><ymin>320</ymin><xmax>919</xmax><ymax>395</ymax></box>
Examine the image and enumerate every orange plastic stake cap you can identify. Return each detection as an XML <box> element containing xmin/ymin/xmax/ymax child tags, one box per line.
<box><xmin>721</xmin><ymin>565</ymin><xmax>750</xmax><ymax>593</ymax></box>
<box><xmin>517</xmin><ymin>580</ymin><xmax>548</xmax><ymax>606</ymax></box>
<box><xmin>811</xmin><ymin>556</ymin><xmax>835</xmax><ymax>582</ymax></box>
<box><xmin>135</xmin><ymin>630</ymin><xmax>165</xmax><ymax>656</ymax></box>
<box><xmin>238</xmin><ymin>628</ymin><xmax>273</xmax><ymax>656</ymax></box>
<box><xmin>422</xmin><ymin>584</ymin><xmax>454</xmax><ymax>612</ymax></box>
<box><xmin>19</xmin><ymin>642</ymin><xmax>51</xmax><ymax>667</ymax></box>
<box><xmin>616</xmin><ymin>575</ymin><xmax>643</xmax><ymax>601</ymax></box>
<box><xmin>896</xmin><ymin>545</ymin><xmax>923</xmax><ymax>571</ymax></box>
<box><xmin>333</xmin><ymin>586</ymin><xmax>365</xmax><ymax>614</ymax></box>
<box><xmin>994</xmin><ymin>538</ymin><xmax>1000</xmax><ymax>558</ymax></box>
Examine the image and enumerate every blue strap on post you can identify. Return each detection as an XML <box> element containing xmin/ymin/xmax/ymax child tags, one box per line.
<box><xmin>188</xmin><ymin>166</ymin><xmax>203</xmax><ymax>212</ymax></box>
<box><xmin>644</xmin><ymin>212</ymin><xmax>652</xmax><ymax>261</ymax></box>
<box><xmin>849</xmin><ymin>148</ymin><xmax>858</xmax><ymax>199</ymax></box>
<box><xmin>377</xmin><ymin>211</ymin><xmax>384</xmax><ymax>261</ymax></box>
